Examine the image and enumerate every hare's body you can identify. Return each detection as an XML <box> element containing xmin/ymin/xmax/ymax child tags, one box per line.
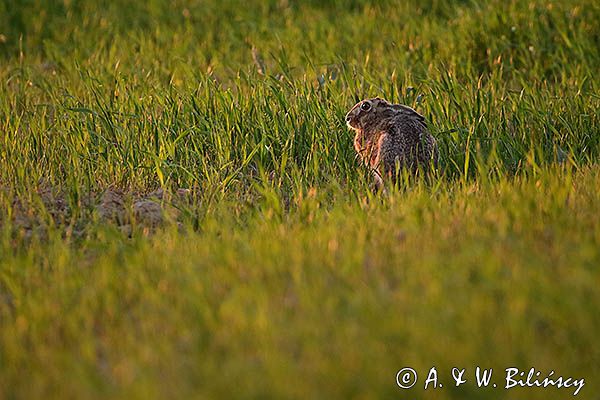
<box><xmin>346</xmin><ymin>98</ymin><xmax>437</xmax><ymax>186</ymax></box>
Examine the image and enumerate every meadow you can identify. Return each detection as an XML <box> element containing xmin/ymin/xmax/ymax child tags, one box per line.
<box><xmin>1</xmin><ymin>0</ymin><xmax>599</xmax><ymax>398</ymax></box>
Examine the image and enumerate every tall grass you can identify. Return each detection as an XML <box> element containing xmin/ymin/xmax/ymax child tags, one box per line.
<box><xmin>0</xmin><ymin>0</ymin><xmax>599</xmax><ymax>398</ymax></box>
<box><xmin>1</xmin><ymin>0</ymin><xmax>599</xmax><ymax>195</ymax></box>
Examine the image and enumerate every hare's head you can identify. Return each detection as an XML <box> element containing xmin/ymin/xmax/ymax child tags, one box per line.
<box><xmin>346</xmin><ymin>97</ymin><xmax>425</xmax><ymax>131</ymax></box>
<box><xmin>345</xmin><ymin>97</ymin><xmax>396</xmax><ymax>131</ymax></box>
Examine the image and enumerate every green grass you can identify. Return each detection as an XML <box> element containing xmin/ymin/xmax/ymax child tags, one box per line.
<box><xmin>1</xmin><ymin>0</ymin><xmax>599</xmax><ymax>398</ymax></box>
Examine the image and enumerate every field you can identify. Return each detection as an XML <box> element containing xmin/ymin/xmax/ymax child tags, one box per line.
<box><xmin>1</xmin><ymin>0</ymin><xmax>599</xmax><ymax>398</ymax></box>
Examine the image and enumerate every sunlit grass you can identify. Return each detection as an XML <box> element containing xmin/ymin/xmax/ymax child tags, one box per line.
<box><xmin>0</xmin><ymin>0</ymin><xmax>599</xmax><ymax>398</ymax></box>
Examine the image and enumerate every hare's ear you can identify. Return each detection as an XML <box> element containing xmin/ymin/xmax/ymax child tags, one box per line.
<box><xmin>393</xmin><ymin>104</ymin><xmax>425</xmax><ymax>122</ymax></box>
<box><xmin>372</xmin><ymin>97</ymin><xmax>390</xmax><ymax>107</ymax></box>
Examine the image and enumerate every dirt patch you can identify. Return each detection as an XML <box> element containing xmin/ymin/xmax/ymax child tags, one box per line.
<box><xmin>2</xmin><ymin>185</ymin><xmax>194</xmax><ymax>240</ymax></box>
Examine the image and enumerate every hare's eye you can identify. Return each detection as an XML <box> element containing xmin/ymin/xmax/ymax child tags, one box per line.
<box><xmin>360</xmin><ymin>102</ymin><xmax>371</xmax><ymax>111</ymax></box>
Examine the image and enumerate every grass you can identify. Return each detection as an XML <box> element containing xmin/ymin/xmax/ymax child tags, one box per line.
<box><xmin>1</xmin><ymin>0</ymin><xmax>599</xmax><ymax>398</ymax></box>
